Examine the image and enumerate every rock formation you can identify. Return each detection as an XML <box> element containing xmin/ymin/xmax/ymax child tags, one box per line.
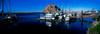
<box><xmin>43</xmin><ymin>4</ymin><xmax>61</xmax><ymax>13</ymax></box>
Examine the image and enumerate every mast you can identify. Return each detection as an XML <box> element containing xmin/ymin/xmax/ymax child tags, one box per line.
<box><xmin>1</xmin><ymin>0</ymin><xmax>4</xmax><ymax>20</ymax></box>
<box><xmin>61</xmin><ymin>0</ymin><xmax>64</xmax><ymax>13</ymax></box>
<box><xmin>53</xmin><ymin>0</ymin><xmax>56</xmax><ymax>13</ymax></box>
<box><xmin>68</xmin><ymin>5</ymin><xmax>70</xmax><ymax>13</ymax></box>
<box><xmin>61</xmin><ymin>0</ymin><xmax>63</xmax><ymax>12</ymax></box>
<box><xmin>81</xmin><ymin>10</ymin><xmax>83</xmax><ymax>23</ymax></box>
<box><xmin>55</xmin><ymin>0</ymin><xmax>57</xmax><ymax>13</ymax></box>
<box><xmin>9</xmin><ymin>0</ymin><xmax>11</xmax><ymax>16</ymax></box>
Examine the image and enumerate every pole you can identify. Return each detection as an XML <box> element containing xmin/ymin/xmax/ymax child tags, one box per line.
<box><xmin>1</xmin><ymin>0</ymin><xmax>4</xmax><ymax>20</ymax></box>
<box><xmin>81</xmin><ymin>10</ymin><xmax>83</xmax><ymax>30</ymax></box>
<box><xmin>9</xmin><ymin>0</ymin><xmax>11</xmax><ymax>15</ymax></box>
<box><xmin>81</xmin><ymin>10</ymin><xmax>83</xmax><ymax>24</ymax></box>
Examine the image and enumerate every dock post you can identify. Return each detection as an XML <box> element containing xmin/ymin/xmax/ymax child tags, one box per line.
<box><xmin>81</xmin><ymin>10</ymin><xmax>83</xmax><ymax>30</ymax></box>
<box><xmin>81</xmin><ymin>10</ymin><xmax>83</xmax><ymax>23</ymax></box>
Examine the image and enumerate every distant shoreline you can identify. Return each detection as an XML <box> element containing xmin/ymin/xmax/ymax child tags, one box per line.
<box><xmin>0</xmin><ymin>12</ymin><xmax>45</xmax><ymax>14</ymax></box>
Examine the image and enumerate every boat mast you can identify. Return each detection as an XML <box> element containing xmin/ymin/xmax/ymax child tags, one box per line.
<box><xmin>53</xmin><ymin>0</ymin><xmax>56</xmax><ymax>14</ymax></box>
<box><xmin>1</xmin><ymin>0</ymin><xmax>4</xmax><ymax>20</ymax></box>
<box><xmin>9</xmin><ymin>0</ymin><xmax>11</xmax><ymax>16</ymax></box>
<box><xmin>61</xmin><ymin>0</ymin><xmax>64</xmax><ymax>13</ymax></box>
<box><xmin>68</xmin><ymin>5</ymin><xmax>70</xmax><ymax>14</ymax></box>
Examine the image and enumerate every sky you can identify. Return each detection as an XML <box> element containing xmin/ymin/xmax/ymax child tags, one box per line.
<box><xmin>0</xmin><ymin>0</ymin><xmax>100</xmax><ymax>13</ymax></box>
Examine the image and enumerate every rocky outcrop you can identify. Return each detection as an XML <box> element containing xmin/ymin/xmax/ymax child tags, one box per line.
<box><xmin>43</xmin><ymin>4</ymin><xmax>61</xmax><ymax>13</ymax></box>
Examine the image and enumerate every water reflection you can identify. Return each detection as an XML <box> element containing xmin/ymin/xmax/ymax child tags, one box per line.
<box><xmin>38</xmin><ymin>17</ymin><xmax>92</xmax><ymax>34</ymax></box>
<box><xmin>46</xmin><ymin>21</ymin><xmax>52</xmax><ymax>27</ymax></box>
<box><xmin>81</xmin><ymin>21</ymin><xmax>83</xmax><ymax>29</ymax></box>
<box><xmin>65</xmin><ymin>22</ymin><xmax>70</xmax><ymax>30</ymax></box>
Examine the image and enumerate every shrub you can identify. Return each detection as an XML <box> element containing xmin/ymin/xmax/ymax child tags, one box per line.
<box><xmin>97</xmin><ymin>15</ymin><xmax>100</xmax><ymax>21</ymax></box>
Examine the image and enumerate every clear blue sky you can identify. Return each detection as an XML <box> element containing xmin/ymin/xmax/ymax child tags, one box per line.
<box><xmin>0</xmin><ymin>0</ymin><xmax>100</xmax><ymax>13</ymax></box>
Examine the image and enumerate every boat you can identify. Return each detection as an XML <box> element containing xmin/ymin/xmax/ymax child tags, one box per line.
<box><xmin>39</xmin><ymin>9</ymin><xmax>71</xmax><ymax>22</ymax></box>
<box><xmin>0</xmin><ymin>0</ymin><xmax>18</xmax><ymax>25</ymax></box>
<box><xmin>39</xmin><ymin>0</ymin><xmax>71</xmax><ymax>22</ymax></box>
<box><xmin>65</xmin><ymin>16</ymin><xmax>70</xmax><ymax>21</ymax></box>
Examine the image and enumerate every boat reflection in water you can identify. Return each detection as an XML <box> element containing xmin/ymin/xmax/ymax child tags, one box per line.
<box><xmin>65</xmin><ymin>21</ymin><xmax>70</xmax><ymax>30</ymax></box>
<box><xmin>46</xmin><ymin>21</ymin><xmax>52</xmax><ymax>27</ymax></box>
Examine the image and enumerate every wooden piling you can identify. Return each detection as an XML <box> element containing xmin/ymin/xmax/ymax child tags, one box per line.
<box><xmin>81</xmin><ymin>10</ymin><xmax>83</xmax><ymax>23</ymax></box>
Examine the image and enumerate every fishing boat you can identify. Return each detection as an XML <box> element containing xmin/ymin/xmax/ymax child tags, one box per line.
<box><xmin>39</xmin><ymin>9</ymin><xmax>71</xmax><ymax>22</ymax></box>
<box><xmin>40</xmin><ymin>13</ymin><xmax>54</xmax><ymax>20</ymax></box>
<box><xmin>38</xmin><ymin>0</ymin><xmax>71</xmax><ymax>22</ymax></box>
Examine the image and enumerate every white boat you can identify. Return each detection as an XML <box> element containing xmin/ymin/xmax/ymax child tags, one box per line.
<box><xmin>39</xmin><ymin>12</ymin><xmax>71</xmax><ymax>22</ymax></box>
<box><xmin>40</xmin><ymin>13</ymin><xmax>55</xmax><ymax>20</ymax></box>
<box><xmin>58</xmin><ymin>16</ymin><xmax>62</xmax><ymax>20</ymax></box>
<box><xmin>39</xmin><ymin>7</ymin><xmax>71</xmax><ymax>22</ymax></box>
<box><xmin>65</xmin><ymin>16</ymin><xmax>70</xmax><ymax>21</ymax></box>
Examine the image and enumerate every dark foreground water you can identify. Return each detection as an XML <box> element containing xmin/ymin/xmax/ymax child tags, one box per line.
<box><xmin>0</xmin><ymin>13</ymin><xmax>94</xmax><ymax>34</ymax></box>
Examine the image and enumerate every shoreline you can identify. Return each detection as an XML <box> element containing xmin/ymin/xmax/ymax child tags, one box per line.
<box><xmin>87</xmin><ymin>21</ymin><xmax>99</xmax><ymax>34</ymax></box>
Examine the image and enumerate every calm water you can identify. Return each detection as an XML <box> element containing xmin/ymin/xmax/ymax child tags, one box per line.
<box><xmin>0</xmin><ymin>13</ymin><xmax>94</xmax><ymax>34</ymax></box>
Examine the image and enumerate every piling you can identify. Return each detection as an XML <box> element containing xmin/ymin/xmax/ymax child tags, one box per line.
<box><xmin>81</xmin><ymin>10</ymin><xmax>83</xmax><ymax>23</ymax></box>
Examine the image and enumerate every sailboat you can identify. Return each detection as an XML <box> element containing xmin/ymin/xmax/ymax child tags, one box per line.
<box><xmin>0</xmin><ymin>0</ymin><xmax>18</xmax><ymax>25</ymax></box>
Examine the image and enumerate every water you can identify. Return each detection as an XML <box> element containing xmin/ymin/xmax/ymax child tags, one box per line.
<box><xmin>0</xmin><ymin>13</ymin><xmax>94</xmax><ymax>34</ymax></box>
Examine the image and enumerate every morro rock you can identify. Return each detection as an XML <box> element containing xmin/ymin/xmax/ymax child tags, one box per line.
<box><xmin>43</xmin><ymin>4</ymin><xmax>61</xmax><ymax>13</ymax></box>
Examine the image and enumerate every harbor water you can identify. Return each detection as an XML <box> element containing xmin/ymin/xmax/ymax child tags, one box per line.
<box><xmin>0</xmin><ymin>13</ymin><xmax>95</xmax><ymax>34</ymax></box>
